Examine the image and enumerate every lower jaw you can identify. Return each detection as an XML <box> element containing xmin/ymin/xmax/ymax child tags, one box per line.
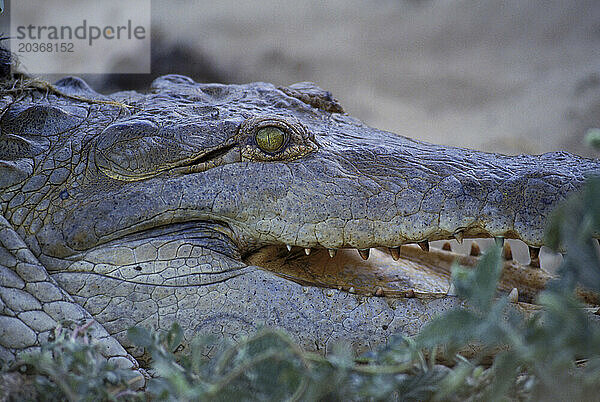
<box><xmin>244</xmin><ymin>242</ymin><xmax>563</xmax><ymax>304</ymax></box>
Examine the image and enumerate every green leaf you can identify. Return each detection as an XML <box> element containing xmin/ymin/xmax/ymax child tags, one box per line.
<box><xmin>484</xmin><ymin>351</ymin><xmax>520</xmax><ymax>401</ymax></box>
<box><xmin>416</xmin><ymin>309</ymin><xmax>481</xmax><ymax>350</ymax></box>
<box><xmin>127</xmin><ymin>326</ymin><xmax>153</xmax><ymax>348</ymax></box>
<box><xmin>545</xmin><ymin>177</ymin><xmax>600</xmax><ymax>292</ymax></box>
<box><xmin>585</xmin><ymin>128</ymin><xmax>600</xmax><ymax>150</ymax></box>
<box><xmin>452</xmin><ymin>246</ymin><xmax>502</xmax><ymax>312</ymax></box>
<box><xmin>584</xmin><ymin>176</ymin><xmax>600</xmax><ymax>234</ymax></box>
<box><xmin>166</xmin><ymin>322</ymin><xmax>184</xmax><ymax>352</ymax></box>
<box><xmin>433</xmin><ymin>361</ymin><xmax>473</xmax><ymax>400</ymax></box>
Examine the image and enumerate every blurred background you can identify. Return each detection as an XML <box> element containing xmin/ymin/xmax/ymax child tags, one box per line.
<box><xmin>2</xmin><ymin>0</ymin><xmax>599</xmax><ymax>157</ymax></box>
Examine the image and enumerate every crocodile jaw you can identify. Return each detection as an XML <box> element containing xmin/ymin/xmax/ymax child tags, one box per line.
<box><xmin>2</xmin><ymin>75</ymin><xmax>598</xmax><ymax>363</ymax></box>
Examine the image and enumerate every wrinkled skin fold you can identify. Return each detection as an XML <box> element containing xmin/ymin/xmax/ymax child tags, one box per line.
<box><xmin>0</xmin><ymin>75</ymin><xmax>599</xmax><ymax>366</ymax></box>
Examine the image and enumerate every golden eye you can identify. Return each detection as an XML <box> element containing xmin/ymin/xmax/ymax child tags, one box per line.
<box><xmin>255</xmin><ymin>126</ymin><xmax>285</xmax><ymax>153</ymax></box>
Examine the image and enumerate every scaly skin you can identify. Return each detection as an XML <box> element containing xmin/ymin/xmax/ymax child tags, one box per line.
<box><xmin>0</xmin><ymin>75</ymin><xmax>598</xmax><ymax>366</ymax></box>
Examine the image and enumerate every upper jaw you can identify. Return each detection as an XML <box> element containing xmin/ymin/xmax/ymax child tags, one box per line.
<box><xmin>46</xmin><ymin>119</ymin><xmax>590</xmax><ymax>258</ymax></box>
<box><xmin>265</xmin><ymin>127</ymin><xmax>597</xmax><ymax>249</ymax></box>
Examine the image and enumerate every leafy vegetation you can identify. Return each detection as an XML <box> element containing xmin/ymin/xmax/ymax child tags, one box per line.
<box><xmin>585</xmin><ymin>128</ymin><xmax>600</xmax><ymax>150</ymax></box>
<box><xmin>0</xmin><ymin>322</ymin><xmax>140</xmax><ymax>401</ymax></box>
<box><xmin>2</xmin><ymin>178</ymin><xmax>600</xmax><ymax>401</ymax></box>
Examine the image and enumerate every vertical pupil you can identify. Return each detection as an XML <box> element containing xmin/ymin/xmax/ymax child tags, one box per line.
<box><xmin>257</xmin><ymin>127</ymin><xmax>284</xmax><ymax>152</ymax></box>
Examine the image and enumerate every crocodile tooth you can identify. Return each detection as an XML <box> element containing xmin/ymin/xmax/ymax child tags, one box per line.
<box><xmin>528</xmin><ymin>246</ymin><xmax>540</xmax><ymax>268</ymax></box>
<box><xmin>502</xmin><ymin>242</ymin><xmax>513</xmax><ymax>260</ymax></box>
<box><xmin>358</xmin><ymin>248</ymin><xmax>370</xmax><ymax>260</ymax></box>
<box><xmin>454</xmin><ymin>231</ymin><xmax>464</xmax><ymax>244</ymax></box>
<box><xmin>286</xmin><ymin>244</ymin><xmax>292</xmax><ymax>252</ymax></box>
<box><xmin>389</xmin><ymin>246</ymin><xmax>401</xmax><ymax>261</ymax></box>
<box><xmin>495</xmin><ymin>237</ymin><xmax>504</xmax><ymax>248</ymax></box>
<box><xmin>418</xmin><ymin>241</ymin><xmax>429</xmax><ymax>252</ymax></box>
<box><xmin>442</xmin><ymin>242</ymin><xmax>452</xmax><ymax>251</ymax></box>
<box><xmin>470</xmin><ymin>241</ymin><xmax>481</xmax><ymax>256</ymax></box>
<box><xmin>304</xmin><ymin>248</ymin><xmax>311</xmax><ymax>255</ymax></box>
<box><xmin>508</xmin><ymin>288</ymin><xmax>519</xmax><ymax>303</ymax></box>
<box><xmin>447</xmin><ymin>283</ymin><xmax>457</xmax><ymax>296</ymax></box>
<box><xmin>328</xmin><ymin>248</ymin><xmax>337</xmax><ymax>258</ymax></box>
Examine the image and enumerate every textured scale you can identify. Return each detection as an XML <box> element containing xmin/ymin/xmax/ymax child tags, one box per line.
<box><xmin>0</xmin><ymin>74</ymin><xmax>599</xmax><ymax>369</ymax></box>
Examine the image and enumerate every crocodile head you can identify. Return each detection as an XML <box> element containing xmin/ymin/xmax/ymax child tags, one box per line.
<box><xmin>1</xmin><ymin>75</ymin><xmax>598</xmax><ymax>358</ymax></box>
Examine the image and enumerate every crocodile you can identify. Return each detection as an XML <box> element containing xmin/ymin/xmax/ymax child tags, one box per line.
<box><xmin>1</xmin><ymin>71</ymin><xmax>599</xmax><ymax>371</ymax></box>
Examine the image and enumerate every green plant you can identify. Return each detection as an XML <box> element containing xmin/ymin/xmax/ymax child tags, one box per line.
<box><xmin>127</xmin><ymin>322</ymin><xmax>449</xmax><ymax>401</ymax></box>
<box><xmin>585</xmin><ymin>128</ymin><xmax>600</xmax><ymax>150</ymax></box>
<box><xmin>2</xmin><ymin>322</ymin><xmax>141</xmax><ymax>401</ymax></box>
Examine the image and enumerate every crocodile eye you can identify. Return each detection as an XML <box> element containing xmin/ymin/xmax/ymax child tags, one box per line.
<box><xmin>255</xmin><ymin>126</ymin><xmax>285</xmax><ymax>153</ymax></box>
<box><xmin>239</xmin><ymin>116</ymin><xmax>317</xmax><ymax>162</ymax></box>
